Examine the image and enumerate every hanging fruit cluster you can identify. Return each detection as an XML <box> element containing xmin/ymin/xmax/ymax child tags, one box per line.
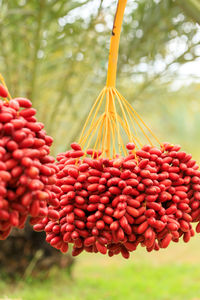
<box><xmin>34</xmin><ymin>140</ymin><xmax>200</xmax><ymax>258</ymax></box>
<box><xmin>33</xmin><ymin>0</ymin><xmax>200</xmax><ymax>259</ymax></box>
<box><xmin>2</xmin><ymin>0</ymin><xmax>200</xmax><ymax>262</ymax></box>
<box><xmin>0</xmin><ymin>80</ymin><xmax>60</xmax><ymax>240</ymax></box>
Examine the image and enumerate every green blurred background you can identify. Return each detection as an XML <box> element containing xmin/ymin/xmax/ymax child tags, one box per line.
<box><xmin>0</xmin><ymin>0</ymin><xmax>200</xmax><ymax>299</ymax></box>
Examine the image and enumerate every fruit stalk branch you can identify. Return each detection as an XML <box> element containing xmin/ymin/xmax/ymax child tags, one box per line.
<box><xmin>105</xmin><ymin>0</ymin><xmax>127</xmax><ymax>156</ymax></box>
<box><xmin>0</xmin><ymin>73</ymin><xmax>11</xmax><ymax>100</ymax></box>
<box><xmin>106</xmin><ymin>0</ymin><xmax>127</xmax><ymax>88</ymax></box>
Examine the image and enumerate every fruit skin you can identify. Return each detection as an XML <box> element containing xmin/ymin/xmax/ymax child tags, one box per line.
<box><xmin>0</xmin><ymin>97</ymin><xmax>60</xmax><ymax>239</ymax></box>
<box><xmin>0</xmin><ymin>84</ymin><xmax>8</xmax><ymax>98</ymax></box>
<box><xmin>35</xmin><ymin>142</ymin><xmax>200</xmax><ymax>258</ymax></box>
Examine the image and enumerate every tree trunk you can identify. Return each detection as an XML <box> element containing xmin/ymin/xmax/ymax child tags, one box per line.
<box><xmin>0</xmin><ymin>223</ymin><xmax>74</xmax><ymax>279</ymax></box>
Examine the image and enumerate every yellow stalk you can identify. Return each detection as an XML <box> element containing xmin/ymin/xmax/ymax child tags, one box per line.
<box><xmin>77</xmin><ymin>0</ymin><xmax>161</xmax><ymax>158</ymax></box>
<box><xmin>106</xmin><ymin>0</ymin><xmax>127</xmax><ymax>87</ymax></box>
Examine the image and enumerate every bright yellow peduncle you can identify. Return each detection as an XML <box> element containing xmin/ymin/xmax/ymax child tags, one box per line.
<box><xmin>78</xmin><ymin>1</ymin><xmax>161</xmax><ymax>158</ymax></box>
<box><xmin>106</xmin><ymin>0</ymin><xmax>127</xmax><ymax>88</ymax></box>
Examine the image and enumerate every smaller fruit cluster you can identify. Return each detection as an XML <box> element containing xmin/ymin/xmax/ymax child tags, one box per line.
<box><xmin>0</xmin><ymin>91</ymin><xmax>60</xmax><ymax>239</ymax></box>
<box><xmin>35</xmin><ymin>141</ymin><xmax>200</xmax><ymax>258</ymax></box>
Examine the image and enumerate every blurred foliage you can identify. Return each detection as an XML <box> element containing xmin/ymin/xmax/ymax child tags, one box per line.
<box><xmin>0</xmin><ymin>0</ymin><xmax>199</xmax><ymax>156</ymax></box>
<box><xmin>177</xmin><ymin>0</ymin><xmax>200</xmax><ymax>25</ymax></box>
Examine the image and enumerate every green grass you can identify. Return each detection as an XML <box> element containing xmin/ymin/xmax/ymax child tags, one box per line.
<box><xmin>1</xmin><ymin>236</ymin><xmax>200</xmax><ymax>300</ymax></box>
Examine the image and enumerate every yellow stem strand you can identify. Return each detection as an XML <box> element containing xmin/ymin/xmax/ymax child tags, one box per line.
<box><xmin>114</xmin><ymin>89</ymin><xmax>138</xmax><ymax>138</ymax></box>
<box><xmin>116</xmin><ymin>89</ymin><xmax>162</xmax><ymax>146</ymax></box>
<box><xmin>93</xmin><ymin>114</ymin><xmax>105</xmax><ymax>154</ymax></box>
<box><xmin>79</xmin><ymin>88</ymin><xmax>105</xmax><ymax>144</ymax></box>
<box><xmin>105</xmin><ymin>89</ymin><xmax>111</xmax><ymax>157</ymax></box>
<box><xmin>101</xmin><ymin>114</ymin><xmax>107</xmax><ymax>156</ymax></box>
<box><xmin>121</xmin><ymin>103</ymin><xmax>140</xmax><ymax>145</ymax></box>
<box><xmin>111</xmin><ymin>115</ymin><xmax>127</xmax><ymax>156</ymax></box>
<box><xmin>114</xmin><ymin>89</ymin><xmax>133</xmax><ymax>142</ymax></box>
<box><xmin>110</xmin><ymin>88</ymin><xmax>122</xmax><ymax>155</ymax></box>
<box><xmin>109</xmin><ymin>113</ymin><xmax>116</xmax><ymax>157</ymax></box>
<box><xmin>119</xmin><ymin>94</ymin><xmax>153</xmax><ymax>146</ymax></box>
<box><xmin>117</xmin><ymin>114</ymin><xmax>143</xmax><ymax>149</ymax></box>
<box><xmin>81</xmin><ymin>114</ymin><xmax>103</xmax><ymax>148</ymax></box>
<box><xmin>114</xmin><ymin>88</ymin><xmax>150</xmax><ymax>146</ymax></box>
<box><xmin>84</xmin><ymin>114</ymin><xmax>104</xmax><ymax>151</ymax></box>
<box><xmin>0</xmin><ymin>73</ymin><xmax>12</xmax><ymax>100</ymax></box>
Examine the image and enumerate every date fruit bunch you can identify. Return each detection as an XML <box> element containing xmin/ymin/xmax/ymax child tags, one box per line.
<box><xmin>34</xmin><ymin>142</ymin><xmax>200</xmax><ymax>258</ymax></box>
<box><xmin>0</xmin><ymin>85</ymin><xmax>60</xmax><ymax>240</ymax></box>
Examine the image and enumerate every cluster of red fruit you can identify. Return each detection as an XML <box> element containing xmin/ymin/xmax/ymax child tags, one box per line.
<box><xmin>0</xmin><ymin>84</ymin><xmax>60</xmax><ymax>240</ymax></box>
<box><xmin>1</xmin><ymin>82</ymin><xmax>200</xmax><ymax>259</ymax></box>
<box><xmin>34</xmin><ymin>141</ymin><xmax>200</xmax><ymax>258</ymax></box>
